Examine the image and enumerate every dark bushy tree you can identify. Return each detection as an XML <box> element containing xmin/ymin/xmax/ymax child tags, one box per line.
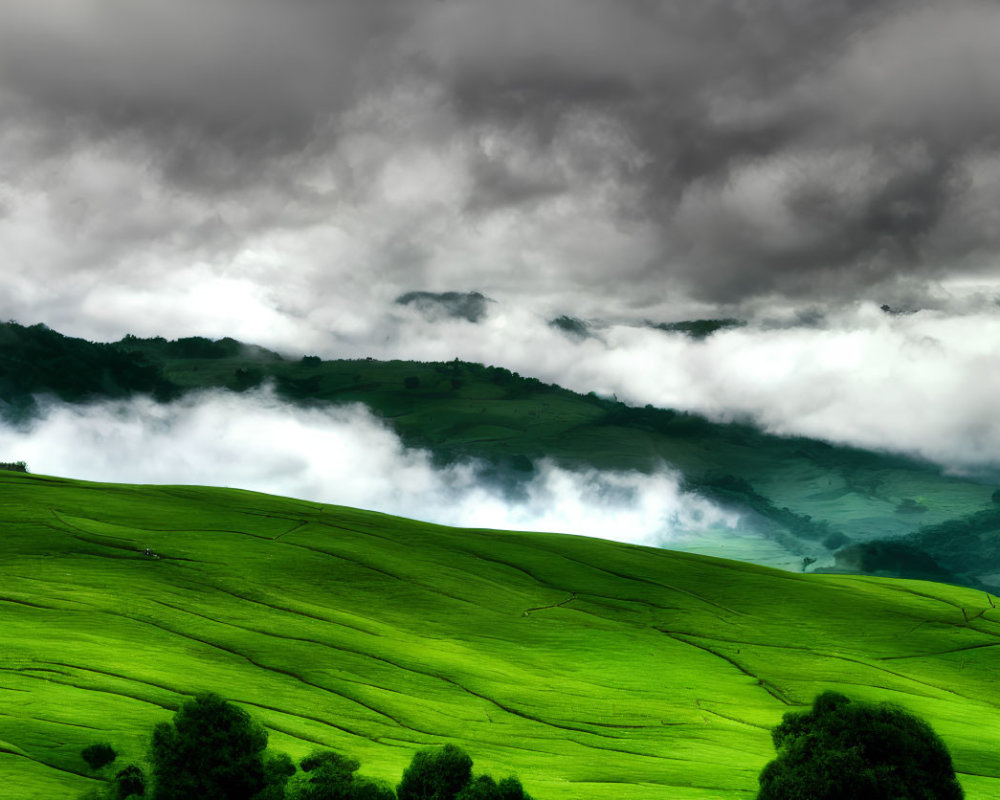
<box><xmin>149</xmin><ymin>693</ymin><xmax>269</xmax><ymax>800</ymax></box>
<box><xmin>455</xmin><ymin>775</ymin><xmax>499</xmax><ymax>800</ymax></box>
<box><xmin>397</xmin><ymin>744</ymin><xmax>472</xmax><ymax>800</ymax></box>
<box><xmin>496</xmin><ymin>776</ymin><xmax>532</xmax><ymax>800</ymax></box>
<box><xmin>300</xmin><ymin>751</ymin><xmax>361</xmax><ymax>777</ymax></box>
<box><xmin>454</xmin><ymin>774</ymin><xmax>533</xmax><ymax>800</ymax></box>
<box><xmin>288</xmin><ymin>751</ymin><xmax>393</xmax><ymax>800</ymax></box>
<box><xmin>111</xmin><ymin>764</ymin><xmax>146</xmax><ymax>799</ymax></box>
<box><xmin>81</xmin><ymin>743</ymin><xmax>117</xmax><ymax>770</ymax></box>
<box><xmin>254</xmin><ymin>752</ymin><xmax>297</xmax><ymax>800</ymax></box>
<box><xmin>757</xmin><ymin>691</ymin><xmax>964</xmax><ymax>799</ymax></box>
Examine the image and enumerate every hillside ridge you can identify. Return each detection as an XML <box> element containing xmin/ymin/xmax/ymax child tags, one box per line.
<box><xmin>2</xmin><ymin>472</ymin><xmax>1000</xmax><ymax>799</ymax></box>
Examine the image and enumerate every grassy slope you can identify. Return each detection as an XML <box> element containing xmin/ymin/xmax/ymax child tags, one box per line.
<box><xmin>4</xmin><ymin>322</ymin><xmax>999</xmax><ymax>584</ymax></box>
<box><xmin>3</xmin><ymin>473</ymin><xmax>1000</xmax><ymax>800</ymax></box>
<box><xmin>143</xmin><ymin>344</ymin><xmax>1000</xmax><ymax>582</ymax></box>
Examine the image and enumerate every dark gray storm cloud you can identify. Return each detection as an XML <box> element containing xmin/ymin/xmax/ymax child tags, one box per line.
<box><xmin>1</xmin><ymin>0</ymin><xmax>999</xmax><ymax>316</ymax></box>
<box><xmin>424</xmin><ymin>0</ymin><xmax>1000</xmax><ymax>300</ymax></box>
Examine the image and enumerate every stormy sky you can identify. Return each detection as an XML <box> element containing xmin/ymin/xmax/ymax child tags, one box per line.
<box><xmin>2</xmin><ymin>1</ymin><xmax>1000</xmax><ymax>532</ymax></box>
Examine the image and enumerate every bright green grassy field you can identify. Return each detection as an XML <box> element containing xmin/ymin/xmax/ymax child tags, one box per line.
<box><xmin>3</xmin><ymin>471</ymin><xmax>1000</xmax><ymax>800</ymax></box>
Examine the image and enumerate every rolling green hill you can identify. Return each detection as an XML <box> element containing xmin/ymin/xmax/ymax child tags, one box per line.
<box><xmin>2</xmin><ymin>471</ymin><xmax>1000</xmax><ymax>800</ymax></box>
<box><xmin>3</xmin><ymin>320</ymin><xmax>1000</xmax><ymax>589</ymax></box>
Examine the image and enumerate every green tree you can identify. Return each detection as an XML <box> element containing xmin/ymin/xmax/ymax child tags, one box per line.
<box><xmin>397</xmin><ymin>744</ymin><xmax>472</xmax><ymax>800</ymax></box>
<box><xmin>455</xmin><ymin>776</ymin><xmax>499</xmax><ymax>800</ymax></box>
<box><xmin>288</xmin><ymin>752</ymin><xmax>393</xmax><ymax>800</ymax></box>
<box><xmin>149</xmin><ymin>693</ymin><xmax>269</xmax><ymax>800</ymax></box>
<box><xmin>81</xmin><ymin>743</ymin><xmax>117</xmax><ymax>770</ymax></box>
<box><xmin>756</xmin><ymin>691</ymin><xmax>964</xmax><ymax>799</ymax></box>
<box><xmin>300</xmin><ymin>751</ymin><xmax>361</xmax><ymax>778</ymax></box>
<box><xmin>454</xmin><ymin>774</ymin><xmax>532</xmax><ymax>800</ymax></box>
<box><xmin>254</xmin><ymin>752</ymin><xmax>297</xmax><ymax>800</ymax></box>
<box><xmin>111</xmin><ymin>764</ymin><xmax>146</xmax><ymax>799</ymax></box>
<box><xmin>496</xmin><ymin>776</ymin><xmax>532</xmax><ymax>800</ymax></box>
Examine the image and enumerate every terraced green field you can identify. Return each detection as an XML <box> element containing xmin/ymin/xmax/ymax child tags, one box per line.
<box><xmin>3</xmin><ymin>470</ymin><xmax>1000</xmax><ymax>800</ymax></box>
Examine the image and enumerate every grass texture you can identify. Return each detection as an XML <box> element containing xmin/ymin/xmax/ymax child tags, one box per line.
<box><xmin>2</xmin><ymin>470</ymin><xmax>1000</xmax><ymax>799</ymax></box>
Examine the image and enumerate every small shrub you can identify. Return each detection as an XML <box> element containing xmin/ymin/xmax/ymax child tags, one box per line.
<box><xmin>456</xmin><ymin>775</ymin><xmax>500</xmax><ymax>800</ymax></box>
<box><xmin>112</xmin><ymin>764</ymin><xmax>145</xmax><ymax>799</ymax></box>
<box><xmin>497</xmin><ymin>776</ymin><xmax>533</xmax><ymax>800</ymax></box>
<box><xmin>300</xmin><ymin>751</ymin><xmax>360</xmax><ymax>776</ymax></box>
<box><xmin>81</xmin><ymin>743</ymin><xmax>117</xmax><ymax>770</ymax></box>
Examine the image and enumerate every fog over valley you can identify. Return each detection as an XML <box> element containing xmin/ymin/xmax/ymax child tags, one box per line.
<box><xmin>0</xmin><ymin>388</ymin><xmax>754</xmax><ymax>558</ymax></box>
<box><xmin>2</xmin><ymin>0</ymin><xmax>1000</xmax><ymax>545</ymax></box>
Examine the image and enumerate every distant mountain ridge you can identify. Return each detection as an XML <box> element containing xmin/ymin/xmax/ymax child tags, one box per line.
<box><xmin>2</xmin><ymin>319</ymin><xmax>999</xmax><ymax>590</ymax></box>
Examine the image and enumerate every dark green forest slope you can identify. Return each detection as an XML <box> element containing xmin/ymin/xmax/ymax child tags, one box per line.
<box><xmin>2</xmin><ymin>321</ymin><xmax>999</xmax><ymax>590</ymax></box>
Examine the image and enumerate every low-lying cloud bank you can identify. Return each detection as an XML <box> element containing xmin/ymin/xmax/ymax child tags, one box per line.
<box><xmin>301</xmin><ymin>300</ymin><xmax>1000</xmax><ymax>474</ymax></box>
<box><xmin>0</xmin><ymin>389</ymin><xmax>741</xmax><ymax>547</ymax></box>
<box><xmin>9</xmin><ymin>298</ymin><xmax>1000</xmax><ymax>476</ymax></box>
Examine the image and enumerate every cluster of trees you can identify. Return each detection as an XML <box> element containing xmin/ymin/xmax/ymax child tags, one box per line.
<box><xmin>77</xmin><ymin>691</ymin><xmax>964</xmax><ymax>800</ymax></box>
<box><xmin>79</xmin><ymin>693</ymin><xmax>535</xmax><ymax>800</ymax></box>
<box><xmin>0</xmin><ymin>321</ymin><xmax>177</xmax><ymax>417</ymax></box>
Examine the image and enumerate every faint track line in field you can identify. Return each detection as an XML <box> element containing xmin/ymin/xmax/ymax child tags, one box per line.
<box><xmin>880</xmin><ymin>642</ymin><xmax>1000</xmax><ymax>660</ymax></box>
<box><xmin>33</xmin><ymin>661</ymin><xmax>184</xmax><ymax>698</ymax></box>
<box><xmin>48</xmin><ymin>512</ymin><xmax>212</xmax><ymax>563</ymax></box>
<box><xmin>2</xmin><ymin>575</ymin><xmax>103</xmax><ymax>608</ymax></box>
<box><xmin>146</xmin><ymin>599</ymin><xmax>412</xmax><ymax>698</ymax></box>
<box><xmin>0</xmin><ymin>709</ymin><xmax>106</xmax><ymax>732</ymax></box>
<box><xmin>519</xmin><ymin>545</ymin><xmax>742</xmax><ymax>619</ymax></box>
<box><xmin>572</xmin><ymin>592</ymin><xmax>682</xmax><ymax>614</ymax></box>
<box><xmin>654</xmin><ymin>628</ymin><xmax>791</xmax><ymax>705</ymax></box>
<box><xmin>449</xmin><ymin>549</ymin><xmax>684</xmax><ymax>615</ymax></box>
<box><xmin>856</xmin><ymin>579</ymin><xmax>1000</xmax><ymax>631</ymax></box>
<box><xmin>272</xmin><ymin>521</ymin><xmax>308</xmax><ymax>540</ymax></box>
<box><xmin>695</xmin><ymin>702</ymin><xmax>771</xmax><ymax>731</ymax></box>
<box><xmin>145</xmin><ymin>597</ymin><xmax>635</xmax><ymax>743</ymax></box>
<box><xmin>523</xmin><ymin>594</ymin><xmax>577</xmax><ymax>617</ymax></box>
<box><xmin>225</xmin><ymin>704</ymin><xmax>353</xmax><ymax>749</ymax></box>
<box><xmin>0</xmin><ymin>667</ymin><xmax>175</xmax><ymax>711</ymax></box>
<box><xmin>16</xmin><ymin>660</ymin><xmax>393</xmax><ymax>749</ymax></box>
<box><xmin>313</xmin><ymin>520</ymin><xmax>399</xmax><ymax>544</ymax></box>
<box><xmin>50</xmin><ymin>507</ymin><xmax>307</xmax><ymax>549</ymax></box>
<box><xmin>269</xmin><ymin>539</ymin><xmax>404</xmax><ymax>582</ymax></box>
<box><xmin>0</xmin><ymin>746</ymin><xmax>95</xmax><ymax>780</ymax></box>
<box><xmin>163</xmin><ymin>574</ymin><xmax>378</xmax><ymax>636</ymax></box>
<box><xmin>0</xmin><ymin>596</ymin><xmax>58</xmax><ymax>610</ymax></box>
<box><xmin>654</xmin><ymin>628</ymin><xmax>1000</xmax><ymax>708</ymax></box>
<box><xmin>30</xmin><ymin>660</ymin><xmax>389</xmax><ymax>743</ymax></box>
<box><xmin>271</xmin><ymin>540</ymin><xmax>485</xmax><ymax>610</ymax></box>
<box><xmin>83</xmin><ymin>614</ymin><xmax>440</xmax><ymax>739</ymax></box>
<box><xmin>451</xmin><ymin>548</ymin><xmax>558</xmax><ymax>588</ymax></box>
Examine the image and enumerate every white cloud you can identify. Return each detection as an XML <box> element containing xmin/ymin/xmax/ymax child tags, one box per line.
<box><xmin>0</xmin><ymin>388</ymin><xmax>742</xmax><ymax>551</ymax></box>
<box><xmin>315</xmin><ymin>301</ymin><xmax>1000</xmax><ymax>473</ymax></box>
